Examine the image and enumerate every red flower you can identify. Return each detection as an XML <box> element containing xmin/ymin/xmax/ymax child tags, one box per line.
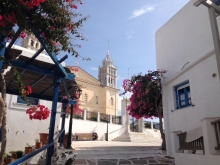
<box><xmin>26</xmin><ymin>104</ymin><xmax>50</xmax><ymax>120</ymax></box>
<box><xmin>24</xmin><ymin>85</ymin><xmax>32</xmax><ymax>95</ymax></box>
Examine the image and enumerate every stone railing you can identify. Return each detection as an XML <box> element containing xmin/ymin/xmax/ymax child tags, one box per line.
<box><xmin>72</xmin><ymin>110</ymin><xmax>122</xmax><ymax>125</ymax></box>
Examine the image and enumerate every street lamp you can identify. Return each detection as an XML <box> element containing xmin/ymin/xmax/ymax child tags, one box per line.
<box><xmin>106</xmin><ymin>116</ymin><xmax>109</xmax><ymax>141</ymax></box>
<box><xmin>66</xmin><ymin>88</ymin><xmax>82</xmax><ymax>149</ymax></box>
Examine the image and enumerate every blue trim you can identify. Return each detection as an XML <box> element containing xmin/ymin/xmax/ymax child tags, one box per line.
<box><xmin>9</xmin><ymin>129</ymin><xmax>64</xmax><ymax>165</ymax></box>
<box><xmin>28</xmin><ymin>47</ymin><xmax>44</xmax><ymax>64</ymax></box>
<box><xmin>26</xmin><ymin>19</ymin><xmax>67</xmax><ymax>78</ymax></box>
<box><xmin>174</xmin><ymin>81</ymin><xmax>191</xmax><ymax>109</ymax></box>
<box><xmin>11</xmin><ymin>59</ymin><xmax>57</xmax><ymax>76</ymax></box>
<box><xmin>58</xmin><ymin>55</ymin><xmax>68</xmax><ymax>63</ymax></box>
<box><xmin>17</xmin><ymin>96</ymin><xmax>39</xmax><ymax>105</ymax></box>
<box><xmin>0</xmin><ymin>35</ymin><xmax>7</xmax><ymax>70</ymax></box>
<box><xmin>46</xmin><ymin>76</ymin><xmax>61</xmax><ymax>165</ymax></box>
<box><xmin>69</xmin><ymin>100</ymin><xmax>77</xmax><ymax>105</ymax></box>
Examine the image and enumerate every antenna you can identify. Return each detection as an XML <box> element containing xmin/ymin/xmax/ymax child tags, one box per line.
<box><xmin>107</xmin><ymin>40</ymin><xmax>110</xmax><ymax>55</ymax></box>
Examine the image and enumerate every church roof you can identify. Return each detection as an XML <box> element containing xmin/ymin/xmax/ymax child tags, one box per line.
<box><xmin>102</xmin><ymin>51</ymin><xmax>115</xmax><ymax>67</ymax></box>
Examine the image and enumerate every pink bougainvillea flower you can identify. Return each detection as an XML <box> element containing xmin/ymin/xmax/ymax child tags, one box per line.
<box><xmin>19</xmin><ymin>31</ymin><xmax>27</xmax><ymax>39</ymax></box>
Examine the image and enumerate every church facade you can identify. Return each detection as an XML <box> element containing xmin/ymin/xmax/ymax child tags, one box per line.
<box><xmin>69</xmin><ymin>52</ymin><xmax>119</xmax><ymax>116</ymax></box>
<box><xmin>21</xmin><ymin>34</ymin><xmax>119</xmax><ymax>116</ymax></box>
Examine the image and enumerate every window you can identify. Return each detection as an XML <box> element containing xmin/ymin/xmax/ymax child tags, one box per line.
<box><xmin>175</xmin><ymin>81</ymin><xmax>191</xmax><ymax>109</ymax></box>
<box><xmin>17</xmin><ymin>96</ymin><xmax>39</xmax><ymax>105</ymax></box>
<box><xmin>84</xmin><ymin>94</ymin><xmax>88</xmax><ymax>102</ymax></box>
<box><xmin>31</xmin><ymin>40</ymin><xmax>34</xmax><ymax>46</ymax></box>
<box><xmin>95</xmin><ymin>96</ymin><xmax>98</xmax><ymax>104</ymax></box>
<box><xmin>110</xmin><ymin>98</ymin><xmax>114</xmax><ymax>105</ymax></box>
<box><xmin>36</xmin><ymin>42</ymin><xmax>39</xmax><ymax>48</ymax></box>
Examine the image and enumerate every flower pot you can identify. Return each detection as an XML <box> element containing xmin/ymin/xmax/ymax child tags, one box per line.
<box><xmin>63</xmin><ymin>135</ymin><xmax>69</xmax><ymax>148</ymax></box>
<box><xmin>35</xmin><ymin>142</ymin><xmax>43</xmax><ymax>149</ymax></box>
<box><xmin>16</xmin><ymin>152</ymin><xmax>23</xmax><ymax>159</ymax></box>
<box><xmin>25</xmin><ymin>147</ymin><xmax>32</xmax><ymax>154</ymax></box>
<box><xmin>5</xmin><ymin>158</ymin><xmax>14</xmax><ymax>164</ymax></box>
<box><xmin>11</xmin><ymin>153</ymin><xmax>17</xmax><ymax>159</ymax></box>
<box><xmin>39</xmin><ymin>133</ymin><xmax>49</xmax><ymax>145</ymax></box>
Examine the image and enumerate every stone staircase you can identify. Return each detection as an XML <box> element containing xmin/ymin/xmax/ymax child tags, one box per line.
<box><xmin>112</xmin><ymin>132</ymin><xmax>161</xmax><ymax>143</ymax></box>
<box><xmin>111</xmin><ymin>132</ymin><xmax>131</xmax><ymax>142</ymax></box>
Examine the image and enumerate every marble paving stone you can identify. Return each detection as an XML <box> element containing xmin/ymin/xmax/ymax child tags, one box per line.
<box><xmin>148</xmin><ymin>159</ymin><xmax>158</xmax><ymax>163</ymax></box>
<box><xmin>98</xmin><ymin>160</ymin><xmax>118</xmax><ymax>165</ymax></box>
<box><xmin>128</xmin><ymin>158</ymin><xmax>139</xmax><ymax>160</ymax></box>
<box><xmin>75</xmin><ymin>159</ymin><xmax>87</xmax><ymax>164</ymax></box>
<box><xmin>118</xmin><ymin>160</ymin><xmax>132</xmax><ymax>164</ymax></box>
<box><xmin>140</xmin><ymin>157</ymin><xmax>154</xmax><ymax>159</ymax></box>
<box><xmin>87</xmin><ymin>159</ymin><xmax>96</xmax><ymax>165</ymax></box>
<box><xmin>132</xmin><ymin>159</ymin><xmax>147</xmax><ymax>164</ymax></box>
<box><xmin>157</xmin><ymin>160</ymin><xmax>174</xmax><ymax>163</ymax></box>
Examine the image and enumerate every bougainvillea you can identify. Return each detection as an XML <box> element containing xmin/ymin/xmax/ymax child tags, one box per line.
<box><xmin>121</xmin><ymin>69</ymin><xmax>167</xmax><ymax>150</ymax></box>
<box><xmin>62</xmin><ymin>92</ymin><xmax>82</xmax><ymax>116</ymax></box>
<box><xmin>26</xmin><ymin>104</ymin><xmax>50</xmax><ymax>120</ymax></box>
<box><xmin>121</xmin><ymin>70</ymin><xmax>167</xmax><ymax>119</ymax></box>
<box><xmin>0</xmin><ymin>0</ymin><xmax>87</xmax><ymax>56</ymax></box>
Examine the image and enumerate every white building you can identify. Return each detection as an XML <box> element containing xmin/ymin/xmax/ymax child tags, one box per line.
<box><xmin>156</xmin><ymin>0</ymin><xmax>220</xmax><ymax>165</ymax></box>
<box><xmin>2</xmin><ymin>37</ymin><xmax>125</xmax><ymax>153</ymax></box>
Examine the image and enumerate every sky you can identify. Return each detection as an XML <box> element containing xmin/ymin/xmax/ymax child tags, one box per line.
<box><xmin>14</xmin><ymin>0</ymin><xmax>190</xmax><ymax>121</ymax></box>
<box><xmin>57</xmin><ymin>0</ymin><xmax>190</xmax><ymax>120</ymax></box>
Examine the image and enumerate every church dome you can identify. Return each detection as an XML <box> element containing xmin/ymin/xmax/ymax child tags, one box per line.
<box><xmin>102</xmin><ymin>51</ymin><xmax>114</xmax><ymax>67</ymax></box>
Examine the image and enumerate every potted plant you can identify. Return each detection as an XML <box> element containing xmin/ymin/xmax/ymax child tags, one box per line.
<box><xmin>9</xmin><ymin>151</ymin><xmax>17</xmax><ymax>159</ymax></box>
<box><xmin>39</xmin><ymin>133</ymin><xmax>49</xmax><ymax>145</ymax></box>
<box><xmin>16</xmin><ymin>150</ymin><xmax>23</xmax><ymax>159</ymax></box>
<box><xmin>25</xmin><ymin>143</ymin><xmax>32</xmax><ymax>154</ymax></box>
<box><xmin>35</xmin><ymin>138</ymin><xmax>43</xmax><ymax>149</ymax></box>
<box><xmin>4</xmin><ymin>154</ymin><xmax>14</xmax><ymax>164</ymax></box>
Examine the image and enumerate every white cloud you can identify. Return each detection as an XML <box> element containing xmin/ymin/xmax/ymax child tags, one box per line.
<box><xmin>129</xmin><ymin>5</ymin><xmax>155</xmax><ymax>19</ymax></box>
<box><xmin>90</xmin><ymin>67</ymin><xmax>98</xmax><ymax>71</ymax></box>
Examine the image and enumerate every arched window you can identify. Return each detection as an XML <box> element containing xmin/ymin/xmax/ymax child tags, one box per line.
<box><xmin>110</xmin><ymin>98</ymin><xmax>114</xmax><ymax>105</ymax></box>
<box><xmin>95</xmin><ymin>96</ymin><xmax>98</xmax><ymax>104</ymax></box>
<box><xmin>84</xmin><ymin>94</ymin><xmax>88</xmax><ymax>102</ymax></box>
<box><xmin>31</xmin><ymin>40</ymin><xmax>34</xmax><ymax>46</ymax></box>
<box><xmin>36</xmin><ymin>42</ymin><xmax>39</xmax><ymax>48</ymax></box>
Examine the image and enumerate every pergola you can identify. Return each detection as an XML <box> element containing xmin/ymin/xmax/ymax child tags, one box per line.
<box><xmin>0</xmin><ymin>26</ymin><xmax>77</xmax><ymax>164</ymax></box>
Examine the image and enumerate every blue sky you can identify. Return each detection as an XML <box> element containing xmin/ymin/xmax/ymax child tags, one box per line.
<box><xmin>59</xmin><ymin>0</ymin><xmax>190</xmax><ymax>119</ymax></box>
<box><xmin>64</xmin><ymin>0</ymin><xmax>190</xmax><ymax>87</ymax></box>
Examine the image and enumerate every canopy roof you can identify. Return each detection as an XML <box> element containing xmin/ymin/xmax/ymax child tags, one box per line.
<box><xmin>1</xmin><ymin>48</ymin><xmax>77</xmax><ymax>102</ymax></box>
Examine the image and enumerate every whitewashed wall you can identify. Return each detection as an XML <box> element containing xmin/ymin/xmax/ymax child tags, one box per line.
<box><xmin>5</xmin><ymin>94</ymin><xmax>61</xmax><ymax>153</ymax></box>
<box><xmin>4</xmin><ymin>94</ymin><xmax>126</xmax><ymax>153</ymax></box>
<box><xmin>60</xmin><ymin>115</ymin><xmax>126</xmax><ymax>141</ymax></box>
<box><xmin>156</xmin><ymin>0</ymin><xmax>220</xmax><ymax>163</ymax></box>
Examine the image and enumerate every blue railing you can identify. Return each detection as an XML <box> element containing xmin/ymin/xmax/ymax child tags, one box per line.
<box><xmin>9</xmin><ymin>129</ymin><xmax>64</xmax><ymax>165</ymax></box>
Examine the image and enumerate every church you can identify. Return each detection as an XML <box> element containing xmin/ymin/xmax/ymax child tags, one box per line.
<box><xmin>21</xmin><ymin>35</ymin><xmax>119</xmax><ymax>116</ymax></box>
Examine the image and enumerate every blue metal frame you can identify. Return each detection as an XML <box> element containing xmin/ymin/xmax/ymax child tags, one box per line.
<box><xmin>46</xmin><ymin>76</ymin><xmax>61</xmax><ymax>165</ymax></box>
<box><xmin>5</xmin><ymin>28</ymin><xmax>22</xmax><ymax>54</ymax></box>
<box><xmin>26</xmin><ymin>18</ymin><xmax>68</xmax><ymax>78</ymax></box>
<box><xmin>9</xmin><ymin>129</ymin><xmax>64</xmax><ymax>165</ymax></box>
<box><xmin>174</xmin><ymin>81</ymin><xmax>191</xmax><ymax>109</ymax></box>
<box><xmin>60</xmin><ymin>98</ymin><xmax>69</xmax><ymax>147</ymax></box>
<box><xmin>0</xmin><ymin>23</ymin><xmax>77</xmax><ymax>164</ymax></box>
<box><xmin>0</xmin><ymin>35</ymin><xmax>7</xmax><ymax>69</ymax></box>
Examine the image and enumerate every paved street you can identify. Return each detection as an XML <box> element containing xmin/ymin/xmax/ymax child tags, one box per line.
<box><xmin>70</xmin><ymin>139</ymin><xmax>174</xmax><ymax>165</ymax></box>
